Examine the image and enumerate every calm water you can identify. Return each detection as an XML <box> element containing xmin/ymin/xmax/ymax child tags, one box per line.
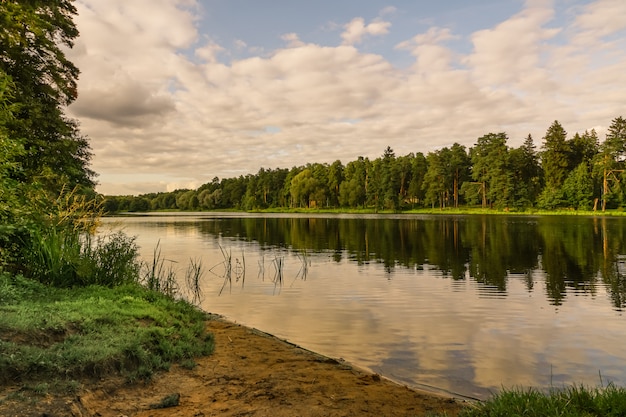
<box><xmin>100</xmin><ymin>213</ymin><xmax>626</xmax><ymax>400</ymax></box>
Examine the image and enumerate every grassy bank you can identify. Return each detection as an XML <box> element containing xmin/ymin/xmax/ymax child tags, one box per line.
<box><xmin>147</xmin><ymin>206</ymin><xmax>626</xmax><ymax>216</ymax></box>
<box><xmin>0</xmin><ymin>273</ymin><xmax>214</xmax><ymax>394</ymax></box>
<box><xmin>452</xmin><ymin>384</ymin><xmax>626</xmax><ymax>417</ymax></box>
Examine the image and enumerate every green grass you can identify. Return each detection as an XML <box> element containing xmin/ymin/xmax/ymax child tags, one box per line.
<box><xmin>443</xmin><ymin>384</ymin><xmax>626</xmax><ymax>417</ymax></box>
<box><xmin>0</xmin><ymin>274</ymin><xmax>214</xmax><ymax>385</ymax></box>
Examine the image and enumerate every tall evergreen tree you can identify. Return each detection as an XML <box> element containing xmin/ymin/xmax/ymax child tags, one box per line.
<box><xmin>538</xmin><ymin>121</ymin><xmax>569</xmax><ymax>208</ymax></box>
<box><xmin>509</xmin><ymin>134</ymin><xmax>542</xmax><ymax>208</ymax></box>
<box><xmin>568</xmin><ymin>130</ymin><xmax>599</xmax><ymax>169</ymax></box>
<box><xmin>380</xmin><ymin>146</ymin><xmax>400</xmax><ymax>210</ymax></box>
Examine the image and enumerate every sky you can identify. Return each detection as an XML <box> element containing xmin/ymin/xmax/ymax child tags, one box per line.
<box><xmin>65</xmin><ymin>0</ymin><xmax>626</xmax><ymax>196</ymax></box>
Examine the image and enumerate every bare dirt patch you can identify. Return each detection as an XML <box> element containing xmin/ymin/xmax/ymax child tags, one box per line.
<box><xmin>0</xmin><ymin>316</ymin><xmax>468</xmax><ymax>416</ymax></box>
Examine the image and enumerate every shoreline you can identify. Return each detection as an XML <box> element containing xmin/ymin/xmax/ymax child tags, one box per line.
<box><xmin>220</xmin><ymin>314</ymin><xmax>479</xmax><ymax>404</ymax></box>
<box><xmin>0</xmin><ymin>314</ymin><xmax>469</xmax><ymax>416</ymax></box>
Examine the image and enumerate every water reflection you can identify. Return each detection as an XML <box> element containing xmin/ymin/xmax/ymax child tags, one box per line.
<box><xmin>101</xmin><ymin>214</ymin><xmax>626</xmax><ymax>399</ymax></box>
<box><xmin>189</xmin><ymin>215</ymin><xmax>626</xmax><ymax>310</ymax></box>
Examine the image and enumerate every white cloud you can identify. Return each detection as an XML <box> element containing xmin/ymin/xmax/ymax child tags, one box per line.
<box><xmin>281</xmin><ymin>32</ymin><xmax>305</xmax><ymax>48</ymax></box>
<box><xmin>379</xmin><ymin>6</ymin><xmax>397</xmax><ymax>16</ymax></box>
<box><xmin>341</xmin><ymin>17</ymin><xmax>391</xmax><ymax>45</ymax></box>
<box><xmin>464</xmin><ymin>0</ymin><xmax>560</xmax><ymax>88</ymax></box>
<box><xmin>572</xmin><ymin>0</ymin><xmax>626</xmax><ymax>42</ymax></box>
<box><xmin>66</xmin><ymin>0</ymin><xmax>626</xmax><ymax>195</ymax></box>
<box><xmin>195</xmin><ymin>39</ymin><xmax>224</xmax><ymax>63</ymax></box>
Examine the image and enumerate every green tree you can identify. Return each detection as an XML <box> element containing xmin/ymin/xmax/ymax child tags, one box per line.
<box><xmin>423</xmin><ymin>150</ymin><xmax>448</xmax><ymax>208</ymax></box>
<box><xmin>327</xmin><ymin>160</ymin><xmax>344</xmax><ymax>208</ymax></box>
<box><xmin>538</xmin><ymin>121</ymin><xmax>569</xmax><ymax>208</ymax></box>
<box><xmin>365</xmin><ymin>157</ymin><xmax>383</xmax><ymax>211</ymax></box>
<box><xmin>562</xmin><ymin>162</ymin><xmax>594</xmax><ymax>210</ymax></box>
<box><xmin>509</xmin><ymin>134</ymin><xmax>542</xmax><ymax>208</ymax></box>
<box><xmin>470</xmin><ymin>133</ymin><xmax>512</xmax><ymax>209</ymax></box>
<box><xmin>407</xmin><ymin>153</ymin><xmax>427</xmax><ymax>207</ymax></box>
<box><xmin>594</xmin><ymin>117</ymin><xmax>626</xmax><ymax>210</ymax></box>
<box><xmin>379</xmin><ymin>147</ymin><xmax>400</xmax><ymax>210</ymax></box>
<box><xmin>339</xmin><ymin>157</ymin><xmax>368</xmax><ymax>208</ymax></box>
<box><xmin>128</xmin><ymin>196</ymin><xmax>150</xmax><ymax>212</ymax></box>
<box><xmin>448</xmin><ymin>143</ymin><xmax>471</xmax><ymax>208</ymax></box>
<box><xmin>568</xmin><ymin>130</ymin><xmax>598</xmax><ymax>169</ymax></box>
<box><xmin>0</xmin><ymin>0</ymin><xmax>95</xmax><ymax>194</ymax></box>
<box><xmin>290</xmin><ymin>168</ymin><xmax>318</xmax><ymax>208</ymax></box>
<box><xmin>309</xmin><ymin>163</ymin><xmax>330</xmax><ymax>207</ymax></box>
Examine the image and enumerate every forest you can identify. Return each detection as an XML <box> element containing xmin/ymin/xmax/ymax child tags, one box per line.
<box><xmin>104</xmin><ymin>117</ymin><xmax>626</xmax><ymax>213</ymax></box>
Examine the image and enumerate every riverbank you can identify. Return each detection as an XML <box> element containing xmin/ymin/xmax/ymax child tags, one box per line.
<box><xmin>0</xmin><ymin>313</ymin><xmax>467</xmax><ymax>416</ymax></box>
<box><xmin>118</xmin><ymin>206</ymin><xmax>626</xmax><ymax>217</ymax></box>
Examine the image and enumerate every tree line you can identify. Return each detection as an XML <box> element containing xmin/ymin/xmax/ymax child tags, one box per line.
<box><xmin>106</xmin><ymin>117</ymin><xmax>626</xmax><ymax>213</ymax></box>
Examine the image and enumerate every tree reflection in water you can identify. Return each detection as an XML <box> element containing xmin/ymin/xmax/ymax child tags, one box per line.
<box><xmin>197</xmin><ymin>215</ymin><xmax>626</xmax><ymax>310</ymax></box>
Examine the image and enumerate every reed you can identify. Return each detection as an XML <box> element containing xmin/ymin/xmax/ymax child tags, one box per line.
<box><xmin>272</xmin><ymin>256</ymin><xmax>284</xmax><ymax>285</ymax></box>
<box><xmin>185</xmin><ymin>257</ymin><xmax>204</xmax><ymax>305</ymax></box>
<box><xmin>295</xmin><ymin>250</ymin><xmax>310</xmax><ymax>281</ymax></box>
<box><xmin>140</xmin><ymin>241</ymin><xmax>178</xmax><ymax>297</ymax></box>
<box><xmin>215</xmin><ymin>245</ymin><xmax>232</xmax><ymax>295</ymax></box>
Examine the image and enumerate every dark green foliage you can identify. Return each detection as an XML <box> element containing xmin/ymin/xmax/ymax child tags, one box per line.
<box><xmin>470</xmin><ymin>133</ymin><xmax>512</xmax><ymax>209</ymax></box>
<box><xmin>539</xmin><ymin>121</ymin><xmax>570</xmax><ymax>207</ymax></box>
<box><xmin>509</xmin><ymin>135</ymin><xmax>542</xmax><ymax>208</ymax></box>
<box><xmin>542</xmin><ymin>121</ymin><xmax>570</xmax><ymax>186</ymax></box>
<box><xmin>423</xmin><ymin>149</ymin><xmax>448</xmax><ymax>208</ymax></box>
<box><xmin>562</xmin><ymin>163</ymin><xmax>594</xmax><ymax>210</ymax></box>
<box><xmin>340</xmin><ymin>157</ymin><xmax>368</xmax><ymax>208</ymax></box>
<box><xmin>0</xmin><ymin>0</ymin><xmax>95</xmax><ymax>194</ymax></box>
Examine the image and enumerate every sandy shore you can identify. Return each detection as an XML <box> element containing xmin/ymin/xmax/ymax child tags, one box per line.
<box><xmin>0</xmin><ymin>315</ymin><xmax>468</xmax><ymax>416</ymax></box>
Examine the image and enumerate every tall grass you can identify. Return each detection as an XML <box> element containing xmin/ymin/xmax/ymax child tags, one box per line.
<box><xmin>456</xmin><ymin>384</ymin><xmax>626</xmax><ymax>417</ymax></box>
<box><xmin>211</xmin><ymin>245</ymin><xmax>246</xmax><ymax>295</ymax></box>
<box><xmin>21</xmin><ymin>227</ymin><xmax>140</xmax><ymax>287</ymax></box>
<box><xmin>140</xmin><ymin>240</ymin><xmax>178</xmax><ymax>297</ymax></box>
<box><xmin>185</xmin><ymin>257</ymin><xmax>204</xmax><ymax>305</ymax></box>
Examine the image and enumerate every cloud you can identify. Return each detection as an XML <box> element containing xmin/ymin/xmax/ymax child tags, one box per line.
<box><xmin>341</xmin><ymin>17</ymin><xmax>391</xmax><ymax>45</ymax></box>
<box><xmin>71</xmin><ymin>79</ymin><xmax>175</xmax><ymax>126</ymax></box>
<box><xmin>395</xmin><ymin>27</ymin><xmax>458</xmax><ymax>72</ymax></box>
<box><xmin>281</xmin><ymin>32</ymin><xmax>305</xmax><ymax>48</ymax></box>
<box><xmin>572</xmin><ymin>0</ymin><xmax>626</xmax><ymax>42</ymax></box>
<box><xmin>66</xmin><ymin>0</ymin><xmax>626</xmax><ymax>195</ymax></box>
<box><xmin>464</xmin><ymin>1</ymin><xmax>560</xmax><ymax>88</ymax></box>
<box><xmin>379</xmin><ymin>6</ymin><xmax>397</xmax><ymax>16</ymax></box>
<box><xmin>195</xmin><ymin>39</ymin><xmax>224</xmax><ymax>62</ymax></box>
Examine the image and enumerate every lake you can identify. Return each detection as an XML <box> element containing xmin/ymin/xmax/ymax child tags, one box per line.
<box><xmin>100</xmin><ymin>213</ymin><xmax>626</xmax><ymax>400</ymax></box>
